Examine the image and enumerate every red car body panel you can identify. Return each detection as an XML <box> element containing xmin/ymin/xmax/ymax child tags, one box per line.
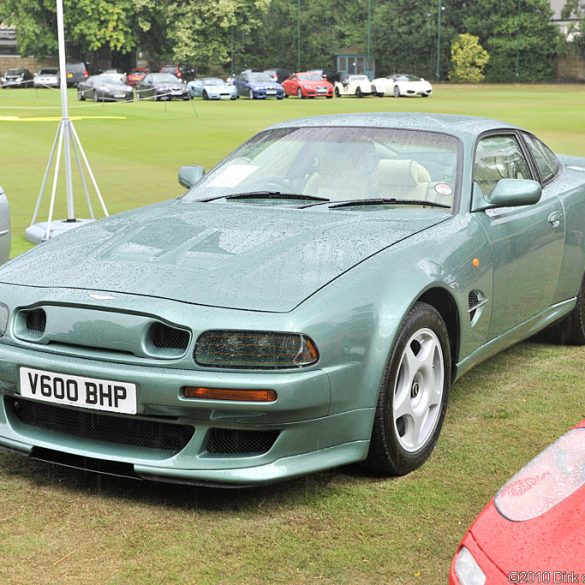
<box><xmin>127</xmin><ymin>68</ymin><xmax>149</xmax><ymax>87</ymax></box>
<box><xmin>282</xmin><ymin>72</ymin><xmax>333</xmax><ymax>98</ymax></box>
<box><xmin>450</xmin><ymin>420</ymin><xmax>585</xmax><ymax>584</ymax></box>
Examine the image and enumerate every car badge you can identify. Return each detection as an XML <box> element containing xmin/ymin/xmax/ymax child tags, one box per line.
<box><xmin>89</xmin><ymin>293</ymin><xmax>115</xmax><ymax>301</ymax></box>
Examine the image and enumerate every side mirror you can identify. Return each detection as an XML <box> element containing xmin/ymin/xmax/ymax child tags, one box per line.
<box><xmin>178</xmin><ymin>165</ymin><xmax>205</xmax><ymax>189</ymax></box>
<box><xmin>472</xmin><ymin>178</ymin><xmax>542</xmax><ymax>212</ymax></box>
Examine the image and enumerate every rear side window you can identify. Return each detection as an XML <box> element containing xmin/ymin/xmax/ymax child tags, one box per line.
<box><xmin>523</xmin><ymin>134</ymin><xmax>560</xmax><ymax>184</ymax></box>
<box><xmin>473</xmin><ymin>135</ymin><xmax>532</xmax><ymax>196</ymax></box>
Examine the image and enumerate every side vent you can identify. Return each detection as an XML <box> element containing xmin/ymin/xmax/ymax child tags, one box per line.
<box><xmin>468</xmin><ymin>290</ymin><xmax>487</xmax><ymax>327</ymax></box>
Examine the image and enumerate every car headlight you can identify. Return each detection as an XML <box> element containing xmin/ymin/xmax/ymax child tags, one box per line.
<box><xmin>495</xmin><ymin>427</ymin><xmax>585</xmax><ymax>521</ymax></box>
<box><xmin>0</xmin><ymin>303</ymin><xmax>9</xmax><ymax>336</ymax></box>
<box><xmin>454</xmin><ymin>547</ymin><xmax>486</xmax><ymax>585</ymax></box>
<box><xmin>195</xmin><ymin>330</ymin><xmax>319</xmax><ymax>369</ymax></box>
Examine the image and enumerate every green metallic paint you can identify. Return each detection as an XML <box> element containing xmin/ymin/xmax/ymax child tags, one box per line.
<box><xmin>0</xmin><ymin>113</ymin><xmax>584</xmax><ymax>485</ymax></box>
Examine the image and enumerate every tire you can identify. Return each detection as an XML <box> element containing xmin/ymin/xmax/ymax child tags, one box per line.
<box><xmin>202</xmin><ymin>90</ymin><xmax>209</xmax><ymax>100</ymax></box>
<box><xmin>541</xmin><ymin>274</ymin><xmax>585</xmax><ymax>345</ymax></box>
<box><xmin>249</xmin><ymin>89</ymin><xmax>255</xmax><ymax>100</ymax></box>
<box><xmin>393</xmin><ymin>85</ymin><xmax>400</xmax><ymax>98</ymax></box>
<box><xmin>365</xmin><ymin>302</ymin><xmax>451</xmax><ymax>476</ymax></box>
<box><xmin>356</xmin><ymin>87</ymin><xmax>363</xmax><ymax>98</ymax></box>
<box><xmin>326</xmin><ymin>95</ymin><xmax>333</xmax><ymax>99</ymax></box>
<box><xmin>297</xmin><ymin>88</ymin><xmax>303</xmax><ymax>99</ymax></box>
<box><xmin>335</xmin><ymin>86</ymin><xmax>340</xmax><ymax>98</ymax></box>
<box><xmin>377</xmin><ymin>92</ymin><xmax>385</xmax><ymax>98</ymax></box>
<box><xmin>421</xmin><ymin>94</ymin><xmax>430</xmax><ymax>98</ymax></box>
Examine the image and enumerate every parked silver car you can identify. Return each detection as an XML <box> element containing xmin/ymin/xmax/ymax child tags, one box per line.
<box><xmin>33</xmin><ymin>69</ymin><xmax>60</xmax><ymax>89</ymax></box>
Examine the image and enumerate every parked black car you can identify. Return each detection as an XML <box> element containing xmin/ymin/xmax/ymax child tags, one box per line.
<box><xmin>66</xmin><ymin>62</ymin><xmax>89</xmax><ymax>87</ymax></box>
<box><xmin>160</xmin><ymin>64</ymin><xmax>196</xmax><ymax>82</ymax></box>
<box><xmin>1</xmin><ymin>68</ymin><xmax>34</xmax><ymax>88</ymax></box>
<box><xmin>264</xmin><ymin>68</ymin><xmax>291</xmax><ymax>84</ymax></box>
<box><xmin>136</xmin><ymin>73</ymin><xmax>190</xmax><ymax>101</ymax></box>
<box><xmin>77</xmin><ymin>75</ymin><xmax>133</xmax><ymax>102</ymax></box>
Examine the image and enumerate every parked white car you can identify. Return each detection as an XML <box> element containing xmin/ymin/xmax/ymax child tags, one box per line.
<box><xmin>373</xmin><ymin>74</ymin><xmax>432</xmax><ymax>98</ymax></box>
<box><xmin>334</xmin><ymin>74</ymin><xmax>375</xmax><ymax>98</ymax></box>
<box><xmin>33</xmin><ymin>69</ymin><xmax>60</xmax><ymax>88</ymax></box>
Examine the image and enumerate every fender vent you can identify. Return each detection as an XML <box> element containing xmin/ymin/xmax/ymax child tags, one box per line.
<box><xmin>468</xmin><ymin>290</ymin><xmax>487</xmax><ymax>326</ymax></box>
<box><xmin>26</xmin><ymin>309</ymin><xmax>46</xmax><ymax>332</ymax></box>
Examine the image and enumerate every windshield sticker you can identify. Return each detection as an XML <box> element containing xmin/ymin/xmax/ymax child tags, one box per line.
<box><xmin>208</xmin><ymin>164</ymin><xmax>258</xmax><ymax>188</ymax></box>
<box><xmin>434</xmin><ymin>183</ymin><xmax>453</xmax><ymax>196</ymax></box>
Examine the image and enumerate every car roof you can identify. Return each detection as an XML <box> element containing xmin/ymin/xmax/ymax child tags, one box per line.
<box><xmin>268</xmin><ymin>113</ymin><xmax>519</xmax><ymax>139</ymax></box>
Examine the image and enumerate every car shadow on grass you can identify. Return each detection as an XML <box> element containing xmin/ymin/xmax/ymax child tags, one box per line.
<box><xmin>0</xmin><ymin>450</ymin><xmax>376</xmax><ymax>511</ymax></box>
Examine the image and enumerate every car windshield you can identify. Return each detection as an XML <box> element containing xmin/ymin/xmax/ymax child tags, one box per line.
<box><xmin>39</xmin><ymin>69</ymin><xmax>58</xmax><ymax>75</ymax></box>
<box><xmin>99</xmin><ymin>75</ymin><xmax>124</xmax><ymax>84</ymax></box>
<box><xmin>184</xmin><ymin>127</ymin><xmax>460</xmax><ymax>210</ymax></box>
<box><xmin>6</xmin><ymin>69</ymin><xmax>23</xmax><ymax>75</ymax></box>
<box><xmin>152</xmin><ymin>73</ymin><xmax>179</xmax><ymax>83</ymax></box>
<box><xmin>349</xmin><ymin>75</ymin><xmax>368</xmax><ymax>82</ymax></box>
<box><xmin>298</xmin><ymin>74</ymin><xmax>323</xmax><ymax>81</ymax></box>
<box><xmin>202</xmin><ymin>78</ymin><xmax>224</xmax><ymax>86</ymax></box>
<box><xmin>248</xmin><ymin>73</ymin><xmax>273</xmax><ymax>82</ymax></box>
<box><xmin>391</xmin><ymin>74</ymin><xmax>422</xmax><ymax>81</ymax></box>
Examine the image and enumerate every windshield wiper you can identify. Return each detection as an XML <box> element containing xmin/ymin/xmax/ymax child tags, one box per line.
<box><xmin>328</xmin><ymin>198</ymin><xmax>450</xmax><ymax>209</ymax></box>
<box><xmin>202</xmin><ymin>191</ymin><xmax>330</xmax><ymax>203</ymax></box>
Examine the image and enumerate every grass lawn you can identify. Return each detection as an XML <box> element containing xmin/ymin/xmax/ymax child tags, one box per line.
<box><xmin>0</xmin><ymin>84</ymin><xmax>585</xmax><ymax>584</ymax></box>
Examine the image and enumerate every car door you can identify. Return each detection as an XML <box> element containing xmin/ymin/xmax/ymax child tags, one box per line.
<box><xmin>472</xmin><ymin>132</ymin><xmax>565</xmax><ymax>339</ymax></box>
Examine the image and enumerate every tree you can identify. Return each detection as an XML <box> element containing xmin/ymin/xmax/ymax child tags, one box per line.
<box><xmin>449</xmin><ymin>33</ymin><xmax>489</xmax><ymax>82</ymax></box>
<box><xmin>0</xmin><ymin>0</ymin><xmax>167</xmax><ymax>64</ymax></box>
<box><xmin>165</xmin><ymin>0</ymin><xmax>270</xmax><ymax>70</ymax></box>
<box><xmin>461</xmin><ymin>0</ymin><xmax>562</xmax><ymax>81</ymax></box>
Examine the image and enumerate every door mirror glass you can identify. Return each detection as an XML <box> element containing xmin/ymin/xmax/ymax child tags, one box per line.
<box><xmin>178</xmin><ymin>166</ymin><xmax>206</xmax><ymax>189</ymax></box>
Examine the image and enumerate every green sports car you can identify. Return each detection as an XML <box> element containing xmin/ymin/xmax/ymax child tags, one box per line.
<box><xmin>0</xmin><ymin>113</ymin><xmax>584</xmax><ymax>486</ymax></box>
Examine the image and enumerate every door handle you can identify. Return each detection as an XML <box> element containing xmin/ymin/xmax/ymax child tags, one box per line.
<box><xmin>548</xmin><ymin>211</ymin><xmax>562</xmax><ymax>229</ymax></box>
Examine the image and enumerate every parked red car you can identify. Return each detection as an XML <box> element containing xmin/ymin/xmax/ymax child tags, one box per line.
<box><xmin>127</xmin><ymin>67</ymin><xmax>149</xmax><ymax>87</ymax></box>
<box><xmin>282</xmin><ymin>72</ymin><xmax>333</xmax><ymax>99</ymax></box>
<box><xmin>450</xmin><ymin>420</ymin><xmax>585</xmax><ymax>585</ymax></box>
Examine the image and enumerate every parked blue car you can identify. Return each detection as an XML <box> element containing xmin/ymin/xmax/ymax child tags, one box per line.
<box><xmin>187</xmin><ymin>77</ymin><xmax>238</xmax><ymax>100</ymax></box>
<box><xmin>232</xmin><ymin>71</ymin><xmax>285</xmax><ymax>100</ymax></box>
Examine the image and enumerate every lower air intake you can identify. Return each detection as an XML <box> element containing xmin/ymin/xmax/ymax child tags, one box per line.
<box><xmin>6</xmin><ymin>396</ymin><xmax>194</xmax><ymax>454</ymax></box>
<box><xmin>206</xmin><ymin>428</ymin><xmax>279</xmax><ymax>455</ymax></box>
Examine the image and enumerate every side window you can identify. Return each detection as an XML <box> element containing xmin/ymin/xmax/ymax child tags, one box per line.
<box><xmin>473</xmin><ymin>135</ymin><xmax>532</xmax><ymax>196</ymax></box>
<box><xmin>523</xmin><ymin>133</ymin><xmax>560</xmax><ymax>184</ymax></box>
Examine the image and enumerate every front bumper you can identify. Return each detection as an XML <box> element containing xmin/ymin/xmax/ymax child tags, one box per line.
<box><xmin>0</xmin><ymin>342</ymin><xmax>371</xmax><ymax>485</ymax></box>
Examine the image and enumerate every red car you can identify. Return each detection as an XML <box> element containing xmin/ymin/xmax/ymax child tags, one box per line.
<box><xmin>450</xmin><ymin>420</ymin><xmax>585</xmax><ymax>585</ymax></box>
<box><xmin>282</xmin><ymin>72</ymin><xmax>333</xmax><ymax>99</ymax></box>
<box><xmin>127</xmin><ymin>67</ymin><xmax>149</xmax><ymax>87</ymax></box>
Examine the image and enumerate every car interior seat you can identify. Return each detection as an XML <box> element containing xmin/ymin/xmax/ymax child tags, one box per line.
<box><xmin>373</xmin><ymin>159</ymin><xmax>431</xmax><ymax>201</ymax></box>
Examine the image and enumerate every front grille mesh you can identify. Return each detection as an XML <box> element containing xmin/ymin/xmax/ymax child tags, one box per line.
<box><xmin>26</xmin><ymin>309</ymin><xmax>46</xmax><ymax>332</ymax></box>
<box><xmin>6</xmin><ymin>396</ymin><xmax>194</xmax><ymax>454</ymax></box>
<box><xmin>207</xmin><ymin>428</ymin><xmax>279</xmax><ymax>455</ymax></box>
<box><xmin>150</xmin><ymin>322</ymin><xmax>190</xmax><ymax>351</ymax></box>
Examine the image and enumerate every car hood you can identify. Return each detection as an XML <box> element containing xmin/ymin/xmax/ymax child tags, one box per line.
<box><xmin>0</xmin><ymin>201</ymin><xmax>446</xmax><ymax>312</ymax></box>
<box><xmin>249</xmin><ymin>82</ymin><xmax>281</xmax><ymax>90</ymax></box>
<box><xmin>155</xmin><ymin>83</ymin><xmax>184</xmax><ymax>90</ymax></box>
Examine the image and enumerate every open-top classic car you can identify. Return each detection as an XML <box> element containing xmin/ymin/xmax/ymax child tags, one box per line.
<box><xmin>0</xmin><ymin>113</ymin><xmax>584</xmax><ymax>487</ymax></box>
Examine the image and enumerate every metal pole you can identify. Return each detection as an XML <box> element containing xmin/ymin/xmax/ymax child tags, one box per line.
<box><xmin>435</xmin><ymin>0</ymin><xmax>442</xmax><ymax>80</ymax></box>
<box><xmin>56</xmin><ymin>0</ymin><xmax>75</xmax><ymax>220</ymax></box>
<box><xmin>515</xmin><ymin>0</ymin><xmax>520</xmax><ymax>81</ymax></box>
<box><xmin>296</xmin><ymin>0</ymin><xmax>301</xmax><ymax>72</ymax></box>
<box><xmin>231</xmin><ymin>27</ymin><xmax>235</xmax><ymax>76</ymax></box>
<box><xmin>367</xmin><ymin>0</ymin><xmax>372</xmax><ymax>66</ymax></box>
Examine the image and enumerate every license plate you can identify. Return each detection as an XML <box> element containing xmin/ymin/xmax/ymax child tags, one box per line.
<box><xmin>67</xmin><ymin>73</ymin><xmax>73</xmax><ymax>78</ymax></box>
<box><xmin>19</xmin><ymin>367</ymin><xmax>137</xmax><ymax>414</ymax></box>
<box><xmin>266</xmin><ymin>89</ymin><xmax>276</xmax><ymax>95</ymax></box>
<box><xmin>317</xmin><ymin>88</ymin><xmax>327</xmax><ymax>93</ymax></box>
<box><xmin>114</xmin><ymin>94</ymin><xmax>125</xmax><ymax>98</ymax></box>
